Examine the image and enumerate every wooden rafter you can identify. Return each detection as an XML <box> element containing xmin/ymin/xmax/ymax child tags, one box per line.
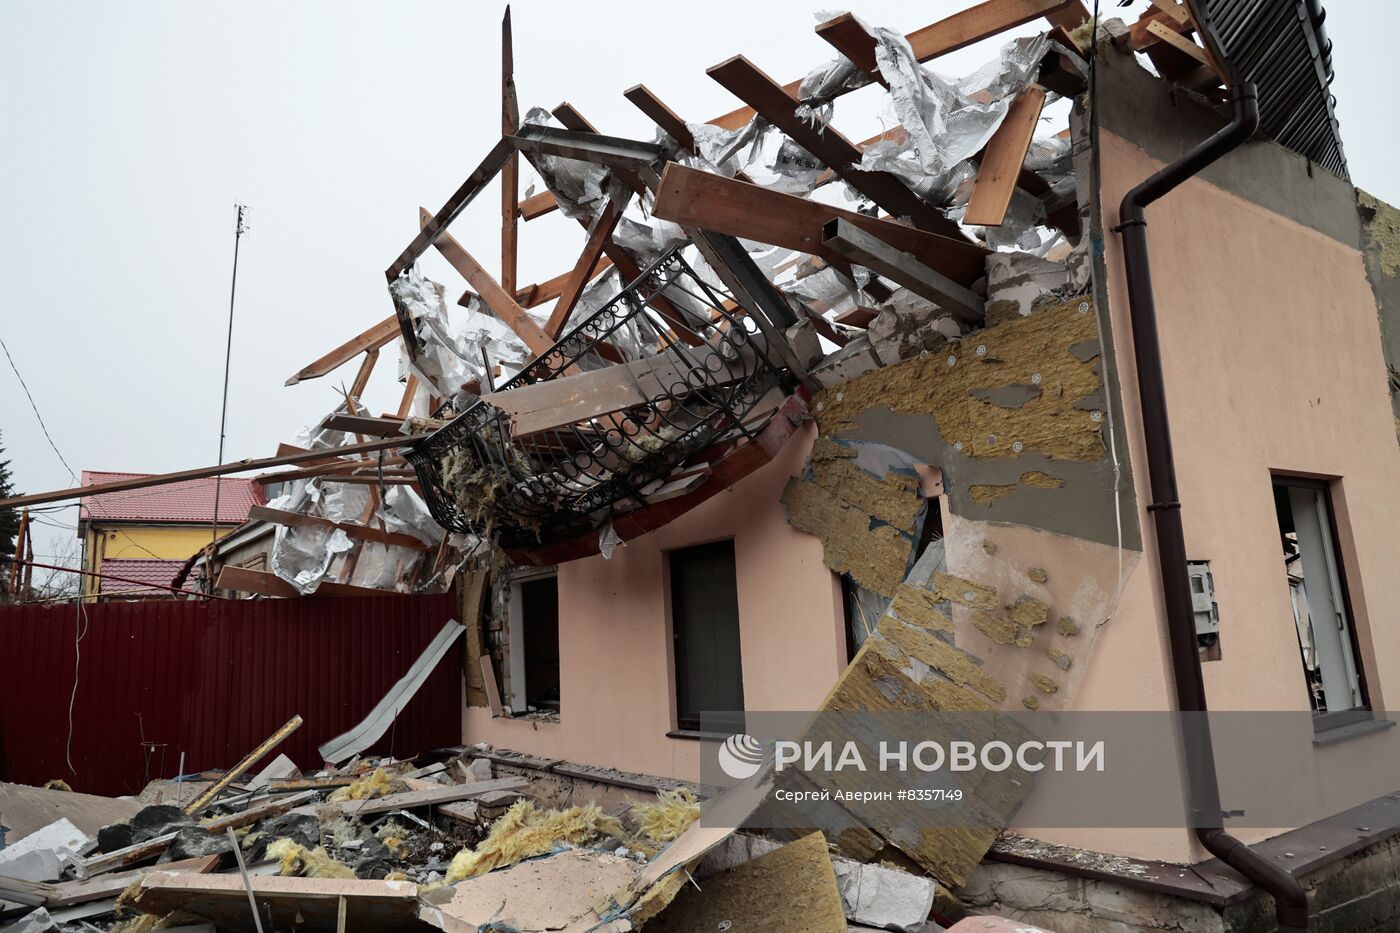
<box><xmin>387</xmin><ymin>138</ymin><xmax>513</xmax><ymax>281</ymax></box>
<box><xmin>285</xmin><ymin>316</ymin><xmax>400</xmax><ymax>386</ymax></box>
<box><xmin>457</xmin><ymin>258</ymin><xmax>616</xmax><ymax>311</ymax></box>
<box><xmin>706</xmin><ymin>0</ymin><xmax>1076</xmax><ymax>130</ymax></box>
<box><xmin>419</xmin><ymin>207</ymin><xmax>556</xmax><ymax>358</ymax></box>
<box><xmin>349</xmin><ymin>347</ymin><xmax>378</xmax><ymax>401</ymax></box>
<box><xmin>249</xmin><ymin>505</ymin><xmax>431</xmax><ymax>552</ymax></box>
<box><xmin>707</xmin><ymin>55</ymin><xmax>958</xmax><ymax>237</ymax></box>
<box><xmin>501</xmin><ymin>7</ymin><xmax>519</xmax><ymax>295</ymax></box>
<box><xmin>965</xmin><ymin>85</ymin><xmax>1048</xmax><ymax>227</ymax></box>
<box><xmin>652</xmin><ymin>163</ymin><xmax>987</xmax><ymax>284</ymax></box>
<box><xmin>545</xmin><ymin>195</ymin><xmax>625</xmax><ymax>337</ymax></box>
<box><xmin>822</xmin><ymin>218</ymin><xmax>984</xmax><ymax>323</ymax></box>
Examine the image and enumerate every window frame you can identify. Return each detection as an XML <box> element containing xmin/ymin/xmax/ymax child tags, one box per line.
<box><xmin>1270</xmin><ymin>474</ymin><xmax>1372</xmax><ymax>725</ymax></box>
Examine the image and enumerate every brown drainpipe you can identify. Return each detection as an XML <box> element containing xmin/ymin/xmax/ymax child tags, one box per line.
<box><xmin>1114</xmin><ymin>82</ymin><xmax>1309</xmax><ymax>932</ymax></box>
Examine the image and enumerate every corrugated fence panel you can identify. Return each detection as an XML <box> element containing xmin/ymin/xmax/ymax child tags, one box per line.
<box><xmin>0</xmin><ymin>594</ymin><xmax>462</xmax><ymax>797</ymax></box>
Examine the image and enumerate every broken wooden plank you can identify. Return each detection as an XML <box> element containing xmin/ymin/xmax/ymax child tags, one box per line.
<box><xmin>320</xmin><ymin>414</ymin><xmax>409</xmax><ymax>438</ymax></box>
<box><xmin>13</xmin><ymin>856</ymin><xmax>220</xmax><ymax>909</ymax></box>
<box><xmin>132</xmin><ymin>872</ymin><xmax>422</xmax><ymax>933</ymax></box>
<box><xmin>518</xmin><ymin>189</ymin><xmax>556</xmax><ymax>220</ymax></box>
<box><xmin>822</xmin><ymin>218</ymin><xmax>984</xmax><ymax>323</ymax></box>
<box><xmin>285</xmin><ymin>316</ymin><xmax>401</xmax><ymax>386</ymax></box>
<box><xmin>265</xmin><ymin>777</ymin><xmax>356</xmax><ymax>793</ymax></box>
<box><xmin>247</xmin><ymin>506</ymin><xmax>430</xmax><ymax>552</ymax></box>
<box><xmin>546</xmin><ymin>195</ymin><xmax>625</xmax><ymax>337</ymax></box>
<box><xmin>651</xmin><ymin>163</ymin><xmax>986</xmax><ymax>284</ymax></box>
<box><xmin>200</xmin><ymin>792</ymin><xmax>318</xmax><ymax>834</ymax></box>
<box><xmin>1146</xmin><ymin>19</ymin><xmax>1211</xmax><ymax>67</ymax></box>
<box><xmin>1124</xmin><ymin>8</ymin><xmax>1192</xmax><ymax>51</ymax></box>
<box><xmin>623</xmin><ymin>84</ymin><xmax>696</xmax><ymax>151</ymax></box>
<box><xmin>387</xmin><ymin>138</ymin><xmax>513</xmax><ymax>281</ymax></box>
<box><xmin>834</xmin><ymin>306</ymin><xmax>879</xmax><ymax>328</ymax></box>
<box><xmin>332</xmin><ymin>779</ymin><xmax>527</xmax><ymax>818</ymax></box>
<box><xmin>964</xmin><ymin>85</ymin><xmax>1048</xmax><ymax>227</ymax></box>
<box><xmin>1149</xmin><ymin>0</ymin><xmax>1190</xmax><ymax>26</ymax></box>
<box><xmin>707</xmin><ymin>55</ymin><xmax>957</xmax><ymax>237</ymax></box>
<box><xmin>214</xmin><ymin>567</ymin><xmax>403</xmax><ymax>599</ymax></box>
<box><xmin>71</xmin><ymin>832</ymin><xmax>179</xmax><ymax>879</ymax></box>
<box><xmin>480</xmin><ymin>656</ymin><xmax>505</xmax><ymax>717</ymax></box>
<box><xmin>185</xmin><ymin>716</ymin><xmax>304</xmax><ymax>814</ymax></box>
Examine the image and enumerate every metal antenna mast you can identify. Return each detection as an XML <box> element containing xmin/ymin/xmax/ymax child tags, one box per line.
<box><xmin>208</xmin><ymin>204</ymin><xmax>248</xmax><ymax>588</ymax></box>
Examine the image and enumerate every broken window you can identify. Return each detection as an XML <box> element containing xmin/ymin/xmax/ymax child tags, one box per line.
<box><xmin>506</xmin><ymin>570</ymin><xmax>561</xmax><ymax>716</ymax></box>
<box><xmin>669</xmin><ymin>540</ymin><xmax>745</xmax><ymax>733</ymax></box>
<box><xmin>1272</xmin><ymin>477</ymin><xmax>1367</xmax><ymax>717</ymax></box>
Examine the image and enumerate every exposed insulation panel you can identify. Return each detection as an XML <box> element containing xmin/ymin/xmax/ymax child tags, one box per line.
<box><xmin>645</xmin><ymin>832</ymin><xmax>846</xmax><ymax>933</ymax></box>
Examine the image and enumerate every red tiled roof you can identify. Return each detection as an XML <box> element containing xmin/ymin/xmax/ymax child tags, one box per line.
<box><xmin>96</xmin><ymin>558</ymin><xmax>187</xmax><ymax>595</ymax></box>
<box><xmin>80</xmin><ymin>471</ymin><xmax>265</xmax><ymax>524</ymax></box>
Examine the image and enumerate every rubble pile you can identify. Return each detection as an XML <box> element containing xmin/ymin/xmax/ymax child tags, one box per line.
<box><xmin>0</xmin><ymin>741</ymin><xmax>970</xmax><ymax>932</ymax></box>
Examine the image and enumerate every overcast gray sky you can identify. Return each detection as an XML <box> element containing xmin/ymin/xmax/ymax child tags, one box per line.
<box><xmin>3</xmin><ymin>1</ymin><xmax>1396</xmax><ymax>568</ymax></box>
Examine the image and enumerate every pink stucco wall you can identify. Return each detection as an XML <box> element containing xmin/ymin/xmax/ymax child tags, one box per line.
<box><xmin>1048</xmin><ymin>129</ymin><xmax>1400</xmax><ymax>864</ymax></box>
<box><xmin>462</xmin><ymin>423</ymin><xmax>848</xmax><ymax>780</ymax></box>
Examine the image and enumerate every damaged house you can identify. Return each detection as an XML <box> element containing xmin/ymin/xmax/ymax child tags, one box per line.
<box><xmin>4</xmin><ymin>0</ymin><xmax>1400</xmax><ymax>930</ymax></box>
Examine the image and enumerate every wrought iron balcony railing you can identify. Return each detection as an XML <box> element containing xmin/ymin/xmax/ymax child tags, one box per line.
<box><xmin>406</xmin><ymin>248</ymin><xmax>788</xmax><ymax>547</ymax></box>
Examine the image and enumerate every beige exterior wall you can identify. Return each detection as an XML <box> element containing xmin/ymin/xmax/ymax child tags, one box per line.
<box><xmin>1040</xmin><ymin>129</ymin><xmax>1400</xmax><ymax>864</ymax></box>
<box><xmin>462</xmin><ymin>423</ymin><xmax>848</xmax><ymax>779</ymax></box>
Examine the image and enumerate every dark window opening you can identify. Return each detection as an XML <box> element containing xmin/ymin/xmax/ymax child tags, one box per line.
<box><xmin>1272</xmin><ymin>478</ymin><xmax>1367</xmax><ymax>716</ymax></box>
<box><xmin>670</xmin><ymin>540</ymin><xmax>745</xmax><ymax>733</ymax></box>
<box><xmin>520</xmin><ymin>576</ymin><xmax>560</xmax><ymax>712</ymax></box>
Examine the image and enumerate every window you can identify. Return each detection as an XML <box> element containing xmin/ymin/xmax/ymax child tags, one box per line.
<box><xmin>670</xmin><ymin>540</ymin><xmax>745</xmax><ymax>733</ymax></box>
<box><xmin>1272</xmin><ymin>478</ymin><xmax>1367</xmax><ymax>717</ymax></box>
<box><xmin>506</xmin><ymin>572</ymin><xmax>560</xmax><ymax>715</ymax></box>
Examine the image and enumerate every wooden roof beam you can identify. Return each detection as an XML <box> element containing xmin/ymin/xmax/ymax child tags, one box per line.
<box><xmin>546</xmin><ymin>195</ymin><xmax>625</xmax><ymax>337</ymax></box>
<box><xmin>706</xmin><ymin>54</ymin><xmax>958</xmax><ymax>237</ymax></box>
<box><xmin>286</xmin><ymin>316</ymin><xmax>400</xmax><ymax>386</ymax></box>
<box><xmin>822</xmin><ymin>218</ymin><xmax>984</xmax><ymax>323</ymax></box>
<box><xmin>500</xmin><ymin>7</ymin><xmax>519</xmax><ymax>295</ymax></box>
<box><xmin>965</xmin><ymin>85</ymin><xmax>1048</xmax><ymax>227</ymax></box>
<box><xmin>651</xmin><ymin>162</ymin><xmax>987</xmax><ymax>284</ymax></box>
<box><xmin>418</xmin><ymin>207</ymin><xmax>556</xmax><ymax>359</ymax></box>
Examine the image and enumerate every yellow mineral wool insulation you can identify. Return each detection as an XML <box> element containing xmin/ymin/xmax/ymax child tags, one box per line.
<box><xmin>328</xmin><ymin>767</ymin><xmax>396</xmax><ymax>802</ymax></box>
<box><xmin>444</xmin><ymin>800</ymin><xmax>624</xmax><ymax>883</ymax></box>
<box><xmin>780</xmin><ymin>477</ymin><xmax>913</xmax><ymax>597</ymax></box>
<box><xmin>812</xmin><ymin>295</ymin><xmax>1104</xmax><ymax>463</ymax></box>
<box><xmin>633</xmin><ymin>788</ymin><xmax>701</xmax><ymax>843</ymax></box>
<box><xmin>807</xmin><ymin>457</ymin><xmax>923</xmax><ymax>534</ymax></box>
<box><xmin>375</xmin><ymin>820</ymin><xmax>409</xmax><ymax>858</ymax></box>
<box><xmin>265</xmin><ymin>838</ymin><xmax>357</xmax><ymax>879</ymax></box>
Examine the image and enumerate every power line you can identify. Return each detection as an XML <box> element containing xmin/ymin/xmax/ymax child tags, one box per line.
<box><xmin>0</xmin><ymin>334</ymin><xmax>79</xmax><ymax>483</ymax></box>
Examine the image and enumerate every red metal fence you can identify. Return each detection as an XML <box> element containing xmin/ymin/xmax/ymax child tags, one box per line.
<box><xmin>0</xmin><ymin>594</ymin><xmax>463</xmax><ymax>797</ymax></box>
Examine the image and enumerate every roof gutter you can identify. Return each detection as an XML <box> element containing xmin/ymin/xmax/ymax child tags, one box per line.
<box><xmin>1113</xmin><ymin>82</ymin><xmax>1309</xmax><ymax>932</ymax></box>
